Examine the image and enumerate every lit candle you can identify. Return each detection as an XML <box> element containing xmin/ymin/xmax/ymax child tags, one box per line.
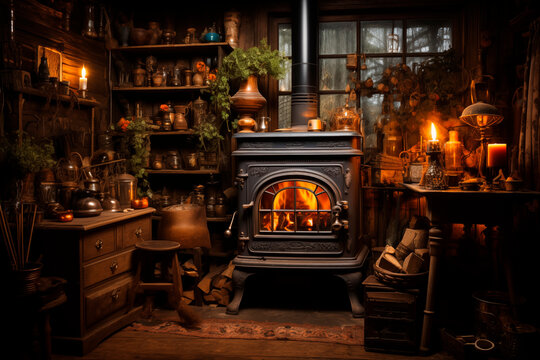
<box><xmin>487</xmin><ymin>143</ymin><xmax>506</xmax><ymax>168</ymax></box>
<box><xmin>427</xmin><ymin>122</ymin><xmax>440</xmax><ymax>152</ymax></box>
<box><xmin>79</xmin><ymin>66</ymin><xmax>87</xmax><ymax>91</ymax></box>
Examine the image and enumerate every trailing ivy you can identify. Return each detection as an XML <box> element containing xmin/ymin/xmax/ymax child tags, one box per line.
<box><xmin>124</xmin><ymin>117</ymin><xmax>152</xmax><ymax>198</ymax></box>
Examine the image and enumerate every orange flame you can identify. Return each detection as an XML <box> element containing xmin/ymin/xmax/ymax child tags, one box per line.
<box><xmin>431</xmin><ymin>122</ymin><xmax>437</xmax><ymax>140</ymax></box>
<box><xmin>81</xmin><ymin>66</ymin><xmax>87</xmax><ymax>78</ymax></box>
<box><xmin>261</xmin><ymin>181</ymin><xmax>330</xmax><ymax>232</ymax></box>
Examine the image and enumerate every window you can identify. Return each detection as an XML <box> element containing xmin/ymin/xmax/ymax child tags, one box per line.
<box><xmin>275</xmin><ymin>17</ymin><xmax>454</xmax><ymax>141</ymax></box>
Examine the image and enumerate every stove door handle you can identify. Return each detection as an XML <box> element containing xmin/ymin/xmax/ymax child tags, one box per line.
<box><xmin>242</xmin><ymin>201</ymin><xmax>254</xmax><ymax>209</ymax></box>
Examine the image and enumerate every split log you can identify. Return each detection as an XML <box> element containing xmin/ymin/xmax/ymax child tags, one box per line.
<box><xmin>402</xmin><ymin>252</ymin><xmax>424</xmax><ymax>274</ymax></box>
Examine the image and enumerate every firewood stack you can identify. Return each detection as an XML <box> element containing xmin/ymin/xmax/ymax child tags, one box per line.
<box><xmin>376</xmin><ymin>216</ymin><xmax>431</xmax><ymax>275</ymax></box>
<box><xmin>180</xmin><ymin>261</ymin><xmax>235</xmax><ymax>306</ymax></box>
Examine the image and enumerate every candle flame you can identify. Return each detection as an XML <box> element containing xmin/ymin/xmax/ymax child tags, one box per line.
<box><xmin>81</xmin><ymin>66</ymin><xmax>86</xmax><ymax>78</ymax></box>
<box><xmin>431</xmin><ymin>122</ymin><xmax>437</xmax><ymax>140</ymax></box>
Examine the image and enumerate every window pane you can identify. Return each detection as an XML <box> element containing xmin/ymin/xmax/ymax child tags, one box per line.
<box><xmin>278</xmin><ymin>95</ymin><xmax>291</xmax><ymax>129</ymax></box>
<box><xmin>320</xmin><ymin>58</ymin><xmax>348</xmax><ymax>91</ymax></box>
<box><xmin>279</xmin><ymin>67</ymin><xmax>292</xmax><ymax>91</ymax></box>
<box><xmin>360</xmin><ymin>94</ymin><xmax>384</xmax><ymax>149</ymax></box>
<box><xmin>406</xmin><ymin>56</ymin><xmax>431</xmax><ymax>71</ymax></box>
<box><xmin>360</xmin><ymin>57</ymin><xmax>402</xmax><ymax>83</ymax></box>
<box><xmin>361</xmin><ymin>21</ymin><xmax>403</xmax><ymax>53</ymax></box>
<box><xmin>406</xmin><ymin>20</ymin><xmax>452</xmax><ymax>53</ymax></box>
<box><xmin>279</xmin><ymin>24</ymin><xmax>292</xmax><ymax>56</ymax></box>
<box><xmin>320</xmin><ymin>94</ymin><xmax>349</xmax><ymax>123</ymax></box>
<box><xmin>319</xmin><ymin>22</ymin><xmax>356</xmax><ymax>55</ymax></box>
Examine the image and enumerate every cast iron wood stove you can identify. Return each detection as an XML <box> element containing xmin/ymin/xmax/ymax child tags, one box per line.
<box><xmin>226</xmin><ymin>0</ymin><xmax>368</xmax><ymax>317</ymax></box>
<box><xmin>226</xmin><ymin>131</ymin><xmax>368</xmax><ymax>317</ymax></box>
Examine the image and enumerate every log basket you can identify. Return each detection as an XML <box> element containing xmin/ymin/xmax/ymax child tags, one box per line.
<box><xmin>373</xmin><ymin>257</ymin><xmax>428</xmax><ymax>289</ymax></box>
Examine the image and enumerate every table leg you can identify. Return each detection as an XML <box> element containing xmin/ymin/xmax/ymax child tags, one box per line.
<box><xmin>420</xmin><ymin>224</ymin><xmax>444</xmax><ymax>353</ymax></box>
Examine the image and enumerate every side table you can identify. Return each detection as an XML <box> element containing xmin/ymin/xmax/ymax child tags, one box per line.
<box><xmin>401</xmin><ymin>184</ymin><xmax>540</xmax><ymax>353</ymax></box>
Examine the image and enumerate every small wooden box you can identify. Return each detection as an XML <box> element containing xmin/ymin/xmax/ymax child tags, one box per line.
<box><xmin>363</xmin><ymin>275</ymin><xmax>424</xmax><ymax>354</ymax></box>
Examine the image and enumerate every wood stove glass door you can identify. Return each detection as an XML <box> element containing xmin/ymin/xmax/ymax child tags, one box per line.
<box><xmin>258</xmin><ymin>180</ymin><xmax>333</xmax><ymax>234</ymax></box>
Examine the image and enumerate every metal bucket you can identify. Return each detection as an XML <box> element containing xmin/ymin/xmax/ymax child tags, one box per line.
<box><xmin>472</xmin><ymin>290</ymin><xmax>513</xmax><ymax>344</ymax></box>
<box><xmin>12</xmin><ymin>262</ymin><xmax>43</xmax><ymax>296</ymax></box>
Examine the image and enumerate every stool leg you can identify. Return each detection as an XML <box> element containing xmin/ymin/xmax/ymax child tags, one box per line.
<box><xmin>171</xmin><ymin>253</ymin><xmax>184</xmax><ymax>306</ymax></box>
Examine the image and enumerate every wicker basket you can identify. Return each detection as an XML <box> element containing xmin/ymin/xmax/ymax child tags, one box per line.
<box><xmin>373</xmin><ymin>257</ymin><xmax>428</xmax><ymax>289</ymax></box>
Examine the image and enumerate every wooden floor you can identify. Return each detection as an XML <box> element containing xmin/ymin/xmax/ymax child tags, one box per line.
<box><xmin>51</xmin><ymin>307</ymin><xmax>455</xmax><ymax>360</ymax></box>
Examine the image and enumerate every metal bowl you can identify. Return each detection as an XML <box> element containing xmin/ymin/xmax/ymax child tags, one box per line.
<box><xmin>73</xmin><ymin>196</ymin><xmax>103</xmax><ymax>217</ymax></box>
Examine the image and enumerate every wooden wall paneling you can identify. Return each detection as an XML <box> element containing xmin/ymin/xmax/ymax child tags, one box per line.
<box><xmin>4</xmin><ymin>0</ymin><xmax>109</xmax><ymax>154</ymax></box>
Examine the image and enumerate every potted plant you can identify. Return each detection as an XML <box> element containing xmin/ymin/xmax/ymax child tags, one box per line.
<box><xmin>193</xmin><ymin>116</ymin><xmax>224</xmax><ymax>170</ymax></box>
<box><xmin>0</xmin><ymin>133</ymin><xmax>56</xmax><ymax>202</ymax></box>
<box><xmin>207</xmin><ymin>39</ymin><xmax>289</xmax><ymax>132</ymax></box>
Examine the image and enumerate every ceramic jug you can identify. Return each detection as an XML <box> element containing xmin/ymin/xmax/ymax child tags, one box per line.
<box><xmin>173</xmin><ymin>104</ymin><xmax>190</xmax><ymax>130</ymax></box>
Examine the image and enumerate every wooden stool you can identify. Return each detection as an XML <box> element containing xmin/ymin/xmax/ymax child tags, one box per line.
<box><xmin>134</xmin><ymin>240</ymin><xmax>183</xmax><ymax>318</ymax></box>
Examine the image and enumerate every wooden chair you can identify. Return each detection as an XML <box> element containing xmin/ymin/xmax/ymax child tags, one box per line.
<box><xmin>133</xmin><ymin>240</ymin><xmax>183</xmax><ymax>318</ymax></box>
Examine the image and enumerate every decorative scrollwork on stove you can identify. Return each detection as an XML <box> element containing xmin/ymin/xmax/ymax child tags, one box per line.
<box><xmin>322</xmin><ymin>166</ymin><xmax>342</xmax><ymax>178</ymax></box>
<box><xmin>249</xmin><ymin>241</ymin><xmax>343</xmax><ymax>253</ymax></box>
<box><xmin>249</xmin><ymin>167</ymin><xmax>269</xmax><ymax>177</ymax></box>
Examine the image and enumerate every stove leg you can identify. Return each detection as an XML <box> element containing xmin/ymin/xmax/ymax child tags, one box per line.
<box><xmin>226</xmin><ymin>269</ymin><xmax>253</xmax><ymax>315</ymax></box>
<box><xmin>335</xmin><ymin>271</ymin><xmax>364</xmax><ymax>318</ymax></box>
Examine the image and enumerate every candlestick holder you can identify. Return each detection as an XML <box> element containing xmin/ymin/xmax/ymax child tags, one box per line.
<box><xmin>422</xmin><ymin>149</ymin><xmax>448</xmax><ymax>190</ymax></box>
<box><xmin>78</xmin><ymin>89</ymin><xmax>87</xmax><ymax>99</ymax></box>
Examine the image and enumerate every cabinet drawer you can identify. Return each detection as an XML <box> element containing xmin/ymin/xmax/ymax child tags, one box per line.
<box><xmin>83</xmin><ymin>226</ymin><xmax>116</xmax><ymax>261</ymax></box>
<box><xmin>83</xmin><ymin>249</ymin><xmax>134</xmax><ymax>288</ymax></box>
<box><xmin>122</xmin><ymin>216</ymin><xmax>151</xmax><ymax>248</ymax></box>
<box><xmin>85</xmin><ymin>274</ymin><xmax>134</xmax><ymax>328</ymax></box>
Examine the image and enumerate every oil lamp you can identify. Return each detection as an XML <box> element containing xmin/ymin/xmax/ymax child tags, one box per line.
<box><xmin>459</xmin><ymin>101</ymin><xmax>504</xmax><ymax>180</ymax></box>
<box><xmin>422</xmin><ymin>122</ymin><xmax>447</xmax><ymax>190</ymax></box>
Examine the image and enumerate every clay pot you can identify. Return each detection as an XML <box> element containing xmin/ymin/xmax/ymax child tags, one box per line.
<box><xmin>133</xmin><ymin>65</ymin><xmax>146</xmax><ymax>87</ymax></box>
<box><xmin>192</xmin><ymin>72</ymin><xmax>204</xmax><ymax>86</ymax></box>
<box><xmin>157</xmin><ymin>204</ymin><xmax>211</xmax><ymax>248</ymax></box>
<box><xmin>231</xmin><ymin>75</ymin><xmax>266</xmax><ymax>133</ymax></box>
<box><xmin>148</xmin><ymin>21</ymin><xmax>162</xmax><ymax>45</ymax></box>
<box><xmin>152</xmin><ymin>72</ymin><xmax>164</xmax><ymax>87</ymax></box>
<box><xmin>130</xmin><ymin>28</ymin><xmax>151</xmax><ymax>46</ymax></box>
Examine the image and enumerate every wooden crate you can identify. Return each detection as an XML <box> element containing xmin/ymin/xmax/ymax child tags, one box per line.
<box><xmin>363</xmin><ymin>275</ymin><xmax>424</xmax><ymax>354</ymax></box>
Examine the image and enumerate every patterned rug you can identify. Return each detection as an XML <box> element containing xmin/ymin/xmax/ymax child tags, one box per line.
<box><xmin>128</xmin><ymin>318</ymin><xmax>364</xmax><ymax>345</ymax></box>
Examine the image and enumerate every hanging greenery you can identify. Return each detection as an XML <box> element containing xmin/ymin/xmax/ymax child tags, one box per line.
<box><xmin>115</xmin><ymin>116</ymin><xmax>152</xmax><ymax>198</ymax></box>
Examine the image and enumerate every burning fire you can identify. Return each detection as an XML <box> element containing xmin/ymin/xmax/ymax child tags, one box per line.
<box><xmin>431</xmin><ymin>122</ymin><xmax>437</xmax><ymax>140</ymax></box>
<box><xmin>260</xmin><ymin>181</ymin><xmax>331</xmax><ymax>232</ymax></box>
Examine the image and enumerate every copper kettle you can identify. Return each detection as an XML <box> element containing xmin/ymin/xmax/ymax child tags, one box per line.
<box><xmin>157</xmin><ymin>204</ymin><xmax>211</xmax><ymax>248</ymax></box>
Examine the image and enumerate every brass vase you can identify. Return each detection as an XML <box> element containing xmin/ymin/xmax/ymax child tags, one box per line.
<box><xmin>231</xmin><ymin>75</ymin><xmax>266</xmax><ymax>133</ymax></box>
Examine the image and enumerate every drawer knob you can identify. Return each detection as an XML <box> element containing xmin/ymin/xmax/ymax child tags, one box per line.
<box><xmin>110</xmin><ymin>261</ymin><xmax>119</xmax><ymax>273</ymax></box>
<box><xmin>95</xmin><ymin>239</ymin><xmax>103</xmax><ymax>250</ymax></box>
<box><xmin>111</xmin><ymin>289</ymin><xmax>120</xmax><ymax>301</ymax></box>
<box><xmin>135</xmin><ymin>227</ymin><xmax>143</xmax><ymax>239</ymax></box>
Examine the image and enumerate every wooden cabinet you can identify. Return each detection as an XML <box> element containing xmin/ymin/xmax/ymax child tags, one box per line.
<box><xmin>35</xmin><ymin>208</ymin><xmax>154</xmax><ymax>355</ymax></box>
